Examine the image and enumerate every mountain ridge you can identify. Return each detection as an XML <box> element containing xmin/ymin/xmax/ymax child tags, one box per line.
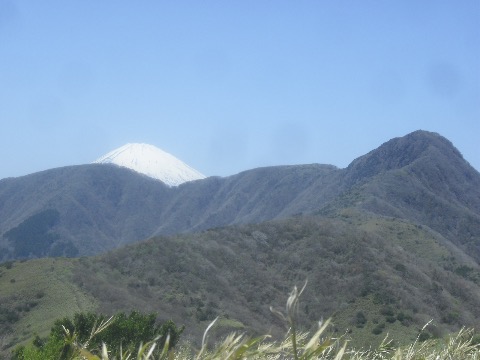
<box><xmin>1</xmin><ymin>130</ymin><xmax>479</xmax><ymax>262</ymax></box>
<box><xmin>345</xmin><ymin>131</ymin><xmax>465</xmax><ymax>184</ymax></box>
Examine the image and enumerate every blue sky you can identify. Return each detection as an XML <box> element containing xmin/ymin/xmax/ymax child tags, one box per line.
<box><xmin>1</xmin><ymin>1</ymin><xmax>479</xmax><ymax>179</ymax></box>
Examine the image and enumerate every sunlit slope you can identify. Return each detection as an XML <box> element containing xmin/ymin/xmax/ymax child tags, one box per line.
<box><xmin>0</xmin><ymin>258</ymin><xmax>97</xmax><ymax>349</ymax></box>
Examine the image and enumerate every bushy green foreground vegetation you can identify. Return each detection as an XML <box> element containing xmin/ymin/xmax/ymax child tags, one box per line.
<box><xmin>11</xmin><ymin>283</ymin><xmax>480</xmax><ymax>360</ymax></box>
<box><xmin>12</xmin><ymin>311</ymin><xmax>183</xmax><ymax>360</ymax></box>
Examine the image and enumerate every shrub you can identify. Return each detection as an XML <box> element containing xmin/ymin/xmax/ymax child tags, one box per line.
<box><xmin>372</xmin><ymin>322</ymin><xmax>386</xmax><ymax>335</ymax></box>
<box><xmin>442</xmin><ymin>311</ymin><xmax>460</xmax><ymax>324</ymax></box>
<box><xmin>418</xmin><ymin>331</ymin><xmax>431</xmax><ymax>342</ymax></box>
<box><xmin>13</xmin><ymin>311</ymin><xmax>183</xmax><ymax>359</ymax></box>
<box><xmin>380</xmin><ymin>306</ymin><xmax>395</xmax><ymax>317</ymax></box>
<box><xmin>355</xmin><ymin>311</ymin><xmax>367</xmax><ymax>328</ymax></box>
<box><xmin>386</xmin><ymin>315</ymin><xmax>397</xmax><ymax>323</ymax></box>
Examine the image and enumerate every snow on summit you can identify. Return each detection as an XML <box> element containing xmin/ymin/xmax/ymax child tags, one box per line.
<box><xmin>94</xmin><ymin>143</ymin><xmax>206</xmax><ymax>186</ymax></box>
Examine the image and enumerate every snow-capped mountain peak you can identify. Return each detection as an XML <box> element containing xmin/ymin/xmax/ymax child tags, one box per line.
<box><xmin>93</xmin><ymin>143</ymin><xmax>206</xmax><ymax>186</ymax></box>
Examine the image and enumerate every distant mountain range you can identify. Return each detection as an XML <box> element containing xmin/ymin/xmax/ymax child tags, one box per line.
<box><xmin>1</xmin><ymin>129</ymin><xmax>480</xmax><ymax>355</ymax></box>
<box><xmin>1</xmin><ymin>130</ymin><xmax>479</xmax><ymax>262</ymax></box>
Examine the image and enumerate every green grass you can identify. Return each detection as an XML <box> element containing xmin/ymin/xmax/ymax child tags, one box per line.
<box><xmin>358</xmin><ymin>217</ymin><xmax>451</xmax><ymax>263</ymax></box>
<box><xmin>0</xmin><ymin>258</ymin><xmax>97</xmax><ymax>351</ymax></box>
<box><xmin>216</xmin><ymin>318</ymin><xmax>246</xmax><ymax>330</ymax></box>
<box><xmin>331</xmin><ymin>296</ymin><xmax>416</xmax><ymax>349</ymax></box>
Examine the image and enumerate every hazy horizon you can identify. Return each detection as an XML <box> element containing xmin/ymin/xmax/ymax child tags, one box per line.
<box><xmin>1</xmin><ymin>1</ymin><xmax>478</xmax><ymax>179</ymax></box>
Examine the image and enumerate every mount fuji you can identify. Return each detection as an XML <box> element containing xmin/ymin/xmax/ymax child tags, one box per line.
<box><xmin>93</xmin><ymin>143</ymin><xmax>206</xmax><ymax>186</ymax></box>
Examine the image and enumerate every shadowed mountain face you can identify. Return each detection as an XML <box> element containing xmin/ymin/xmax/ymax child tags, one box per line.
<box><xmin>1</xmin><ymin>130</ymin><xmax>479</xmax><ymax>261</ymax></box>
<box><xmin>0</xmin><ymin>165</ymin><xmax>172</xmax><ymax>258</ymax></box>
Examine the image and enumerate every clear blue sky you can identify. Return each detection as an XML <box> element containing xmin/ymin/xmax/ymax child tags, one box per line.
<box><xmin>1</xmin><ymin>1</ymin><xmax>479</xmax><ymax>179</ymax></box>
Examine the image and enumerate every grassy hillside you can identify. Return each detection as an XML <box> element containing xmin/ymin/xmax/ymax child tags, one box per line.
<box><xmin>0</xmin><ymin>258</ymin><xmax>96</xmax><ymax>353</ymax></box>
